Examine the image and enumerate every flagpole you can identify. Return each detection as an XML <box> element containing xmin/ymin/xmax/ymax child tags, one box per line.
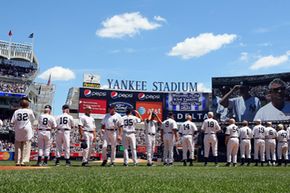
<box><xmin>8</xmin><ymin>32</ymin><xmax>12</xmax><ymax>60</ymax></box>
<box><xmin>30</xmin><ymin>35</ymin><xmax>34</xmax><ymax>63</ymax></box>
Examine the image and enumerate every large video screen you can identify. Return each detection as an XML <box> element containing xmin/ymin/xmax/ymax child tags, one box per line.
<box><xmin>212</xmin><ymin>72</ymin><xmax>290</xmax><ymax>122</ymax></box>
<box><xmin>79</xmin><ymin>88</ymin><xmax>210</xmax><ymax>122</ymax></box>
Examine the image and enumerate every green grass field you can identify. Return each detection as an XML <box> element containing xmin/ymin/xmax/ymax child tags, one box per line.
<box><xmin>0</xmin><ymin>161</ymin><xmax>290</xmax><ymax>193</ymax></box>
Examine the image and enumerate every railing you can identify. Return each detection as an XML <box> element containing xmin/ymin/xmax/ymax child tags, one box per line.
<box><xmin>0</xmin><ymin>40</ymin><xmax>33</xmax><ymax>62</ymax></box>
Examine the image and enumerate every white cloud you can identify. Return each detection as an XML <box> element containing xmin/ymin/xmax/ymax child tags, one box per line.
<box><xmin>197</xmin><ymin>83</ymin><xmax>211</xmax><ymax>92</ymax></box>
<box><xmin>154</xmin><ymin>16</ymin><xmax>166</xmax><ymax>22</ymax></box>
<box><xmin>38</xmin><ymin>66</ymin><xmax>75</xmax><ymax>81</ymax></box>
<box><xmin>96</xmin><ymin>12</ymin><xmax>163</xmax><ymax>38</ymax></box>
<box><xmin>240</xmin><ymin>52</ymin><xmax>249</xmax><ymax>62</ymax></box>
<box><xmin>250</xmin><ymin>51</ymin><xmax>290</xmax><ymax>70</ymax></box>
<box><xmin>168</xmin><ymin>33</ymin><xmax>237</xmax><ymax>59</ymax></box>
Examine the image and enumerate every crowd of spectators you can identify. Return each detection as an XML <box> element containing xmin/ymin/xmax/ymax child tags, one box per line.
<box><xmin>0</xmin><ymin>140</ymin><xmax>14</xmax><ymax>152</ymax></box>
<box><xmin>0</xmin><ymin>81</ymin><xmax>29</xmax><ymax>93</ymax></box>
<box><xmin>0</xmin><ymin>63</ymin><xmax>36</xmax><ymax>79</ymax></box>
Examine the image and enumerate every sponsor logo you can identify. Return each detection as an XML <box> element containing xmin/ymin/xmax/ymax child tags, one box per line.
<box><xmin>138</xmin><ymin>106</ymin><xmax>146</xmax><ymax>115</ymax></box>
<box><xmin>83</xmin><ymin>89</ymin><xmax>106</xmax><ymax>97</ymax></box>
<box><xmin>138</xmin><ymin>93</ymin><xmax>161</xmax><ymax>100</ymax></box>
<box><xmin>111</xmin><ymin>102</ymin><xmax>133</xmax><ymax>115</ymax></box>
<box><xmin>84</xmin><ymin>89</ymin><xmax>92</xmax><ymax>97</ymax></box>
<box><xmin>110</xmin><ymin>91</ymin><xmax>133</xmax><ymax>99</ymax></box>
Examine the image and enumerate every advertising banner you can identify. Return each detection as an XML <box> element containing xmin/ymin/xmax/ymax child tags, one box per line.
<box><xmin>136</xmin><ymin>101</ymin><xmax>163</xmax><ymax>120</ymax></box>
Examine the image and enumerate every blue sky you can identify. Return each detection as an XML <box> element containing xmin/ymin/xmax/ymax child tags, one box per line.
<box><xmin>1</xmin><ymin>0</ymin><xmax>290</xmax><ymax>114</ymax></box>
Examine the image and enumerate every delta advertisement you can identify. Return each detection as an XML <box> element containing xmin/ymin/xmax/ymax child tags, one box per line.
<box><xmin>212</xmin><ymin>72</ymin><xmax>290</xmax><ymax>123</ymax></box>
<box><xmin>79</xmin><ymin>88</ymin><xmax>209</xmax><ymax>122</ymax></box>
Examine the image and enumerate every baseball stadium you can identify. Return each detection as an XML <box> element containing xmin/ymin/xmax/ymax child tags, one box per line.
<box><xmin>1</xmin><ymin>2</ymin><xmax>290</xmax><ymax>192</ymax></box>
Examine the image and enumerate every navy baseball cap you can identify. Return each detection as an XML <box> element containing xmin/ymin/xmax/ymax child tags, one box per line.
<box><xmin>21</xmin><ymin>96</ymin><xmax>31</xmax><ymax>102</ymax></box>
<box><xmin>44</xmin><ymin>105</ymin><xmax>52</xmax><ymax>110</ymax></box>
<box><xmin>62</xmin><ymin>104</ymin><xmax>70</xmax><ymax>110</ymax></box>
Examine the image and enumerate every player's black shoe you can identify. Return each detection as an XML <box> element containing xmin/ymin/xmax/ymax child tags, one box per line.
<box><xmin>81</xmin><ymin>162</ymin><xmax>89</xmax><ymax>167</ymax></box>
<box><xmin>66</xmin><ymin>160</ymin><xmax>71</xmax><ymax>167</ymax></box>
<box><xmin>189</xmin><ymin>159</ymin><xmax>193</xmax><ymax>166</ymax></box>
<box><xmin>147</xmin><ymin>162</ymin><xmax>153</xmax><ymax>167</ymax></box>
<box><xmin>225</xmin><ymin>163</ymin><xmax>231</xmax><ymax>167</ymax></box>
<box><xmin>55</xmin><ymin>158</ymin><xmax>60</xmax><ymax>166</ymax></box>
<box><xmin>123</xmin><ymin>163</ymin><xmax>128</xmax><ymax>167</ymax></box>
<box><xmin>183</xmin><ymin>160</ymin><xmax>187</xmax><ymax>166</ymax></box>
<box><xmin>101</xmin><ymin>160</ymin><xmax>107</xmax><ymax>167</ymax></box>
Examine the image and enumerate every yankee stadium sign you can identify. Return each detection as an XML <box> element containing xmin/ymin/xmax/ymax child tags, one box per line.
<box><xmin>107</xmin><ymin>79</ymin><xmax>197</xmax><ymax>92</ymax></box>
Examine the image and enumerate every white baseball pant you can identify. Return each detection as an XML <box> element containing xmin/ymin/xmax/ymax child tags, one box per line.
<box><xmin>182</xmin><ymin>135</ymin><xmax>194</xmax><ymax>160</ymax></box>
<box><xmin>146</xmin><ymin>134</ymin><xmax>155</xmax><ymax>164</ymax></box>
<box><xmin>102</xmin><ymin>130</ymin><xmax>117</xmax><ymax>164</ymax></box>
<box><xmin>254</xmin><ymin>139</ymin><xmax>265</xmax><ymax>161</ymax></box>
<box><xmin>240</xmin><ymin>139</ymin><xmax>251</xmax><ymax>159</ymax></box>
<box><xmin>277</xmin><ymin>142</ymin><xmax>288</xmax><ymax>160</ymax></box>
<box><xmin>163</xmin><ymin>134</ymin><xmax>174</xmax><ymax>164</ymax></box>
<box><xmin>82</xmin><ymin>131</ymin><xmax>94</xmax><ymax>163</ymax></box>
<box><xmin>38</xmin><ymin>131</ymin><xmax>51</xmax><ymax>157</ymax></box>
<box><xmin>203</xmin><ymin>134</ymin><xmax>218</xmax><ymax>157</ymax></box>
<box><xmin>14</xmin><ymin>140</ymin><xmax>31</xmax><ymax>164</ymax></box>
<box><xmin>265</xmin><ymin>139</ymin><xmax>276</xmax><ymax>161</ymax></box>
<box><xmin>123</xmin><ymin>132</ymin><xmax>137</xmax><ymax>164</ymax></box>
<box><xmin>56</xmin><ymin>130</ymin><xmax>70</xmax><ymax>159</ymax></box>
<box><xmin>227</xmin><ymin>138</ymin><xmax>239</xmax><ymax>163</ymax></box>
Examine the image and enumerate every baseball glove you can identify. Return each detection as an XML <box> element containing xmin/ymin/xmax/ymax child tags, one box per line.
<box><xmin>81</xmin><ymin>141</ymin><xmax>88</xmax><ymax>149</ymax></box>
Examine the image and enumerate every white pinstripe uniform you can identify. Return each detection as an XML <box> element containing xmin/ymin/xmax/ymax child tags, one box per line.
<box><xmin>225</xmin><ymin>124</ymin><xmax>240</xmax><ymax>164</ymax></box>
<box><xmin>287</xmin><ymin>126</ymin><xmax>290</xmax><ymax>156</ymax></box>
<box><xmin>144</xmin><ymin>120</ymin><xmax>158</xmax><ymax>164</ymax></box>
<box><xmin>79</xmin><ymin>114</ymin><xmax>96</xmax><ymax>163</ymax></box>
<box><xmin>201</xmin><ymin>118</ymin><xmax>221</xmax><ymax>158</ymax></box>
<box><xmin>37</xmin><ymin>113</ymin><xmax>57</xmax><ymax>157</ymax></box>
<box><xmin>55</xmin><ymin>113</ymin><xmax>75</xmax><ymax>159</ymax></box>
<box><xmin>122</xmin><ymin>115</ymin><xmax>141</xmax><ymax>165</ymax></box>
<box><xmin>162</xmin><ymin>118</ymin><xmax>178</xmax><ymax>164</ymax></box>
<box><xmin>265</xmin><ymin>126</ymin><xmax>277</xmax><ymax>162</ymax></box>
<box><xmin>239</xmin><ymin>126</ymin><xmax>253</xmax><ymax>159</ymax></box>
<box><xmin>101</xmin><ymin>113</ymin><xmax>123</xmax><ymax>164</ymax></box>
<box><xmin>253</xmin><ymin>124</ymin><xmax>266</xmax><ymax>162</ymax></box>
<box><xmin>180</xmin><ymin>120</ymin><xmax>198</xmax><ymax>160</ymax></box>
<box><xmin>277</xmin><ymin>130</ymin><xmax>289</xmax><ymax>160</ymax></box>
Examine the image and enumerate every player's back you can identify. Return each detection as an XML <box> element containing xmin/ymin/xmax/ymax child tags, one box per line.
<box><xmin>122</xmin><ymin>115</ymin><xmax>140</xmax><ymax>132</ymax></box>
<box><xmin>265</xmin><ymin>127</ymin><xmax>277</xmax><ymax>139</ymax></box>
<box><xmin>162</xmin><ymin>118</ymin><xmax>177</xmax><ymax>133</ymax></box>
<box><xmin>56</xmin><ymin>113</ymin><xmax>74</xmax><ymax>130</ymax></box>
<box><xmin>181</xmin><ymin>120</ymin><xmax>197</xmax><ymax>135</ymax></box>
<box><xmin>12</xmin><ymin>108</ymin><xmax>35</xmax><ymax>130</ymax></box>
<box><xmin>277</xmin><ymin>130</ymin><xmax>288</xmax><ymax>142</ymax></box>
<box><xmin>226</xmin><ymin>124</ymin><xmax>239</xmax><ymax>138</ymax></box>
<box><xmin>201</xmin><ymin>118</ymin><xmax>220</xmax><ymax>134</ymax></box>
<box><xmin>253</xmin><ymin>125</ymin><xmax>266</xmax><ymax>139</ymax></box>
<box><xmin>239</xmin><ymin>126</ymin><xmax>252</xmax><ymax>139</ymax></box>
<box><xmin>38</xmin><ymin>113</ymin><xmax>56</xmax><ymax>130</ymax></box>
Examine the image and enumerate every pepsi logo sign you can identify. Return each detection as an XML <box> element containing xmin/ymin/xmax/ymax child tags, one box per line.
<box><xmin>110</xmin><ymin>91</ymin><xmax>133</xmax><ymax>99</ymax></box>
<box><xmin>84</xmin><ymin>89</ymin><xmax>92</xmax><ymax>97</ymax></box>
<box><xmin>83</xmin><ymin>89</ymin><xmax>106</xmax><ymax>97</ymax></box>
<box><xmin>137</xmin><ymin>93</ymin><xmax>161</xmax><ymax>100</ymax></box>
<box><xmin>138</xmin><ymin>93</ymin><xmax>145</xmax><ymax>100</ymax></box>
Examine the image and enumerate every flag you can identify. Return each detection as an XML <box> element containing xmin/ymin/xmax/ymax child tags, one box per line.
<box><xmin>47</xmin><ymin>74</ymin><xmax>51</xmax><ymax>86</ymax></box>
<box><xmin>28</xmin><ymin>33</ymin><xmax>34</xmax><ymax>38</ymax></box>
<box><xmin>8</xmin><ymin>30</ymin><xmax>12</xmax><ymax>36</ymax></box>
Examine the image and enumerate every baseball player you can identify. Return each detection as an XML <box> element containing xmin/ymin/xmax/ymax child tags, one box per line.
<box><xmin>11</xmin><ymin>97</ymin><xmax>35</xmax><ymax>166</ymax></box>
<box><xmin>201</xmin><ymin>112</ymin><xmax>221</xmax><ymax>167</ymax></box>
<box><xmin>239</xmin><ymin>120</ymin><xmax>253</xmax><ymax>166</ymax></box>
<box><xmin>101</xmin><ymin>104</ymin><xmax>123</xmax><ymax>167</ymax></box>
<box><xmin>220</xmin><ymin>84</ymin><xmax>261</xmax><ymax>122</ymax></box>
<box><xmin>276</xmin><ymin>124</ymin><xmax>288</xmax><ymax>166</ymax></box>
<box><xmin>122</xmin><ymin>108</ymin><xmax>142</xmax><ymax>166</ymax></box>
<box><xmin>79</xmin><ymin>106</ymin><xmax>96</xmax><ymax>167</ymax></box>
<box><xmin>254</xmin><ymin>78</ymin><xmax>290</xmax><ymax>121</ymax></box>
<box><xmin>253</xmin><ymin>119</ymin><xmax>266</xmax><ymax>166</ymax></box>
<box><xmin>180</xmin><ymin>115</ymin><xmax>198</xmax><ymax>166</ymax></box>
<box><xmin>265</xmin><ymin>122</ymin><xmax>277</xmax><ymax>166</ymax></box>
<box><xmin>144</xmin><ymin>111</ymin><xmax>162</xmax><ymax>167</ymax></box>
<box><xmin>0</xmin><ymin>119</ymin><xmax>3</xmax><ymax>128</ymax></box>
<box><xmin>225</xmin><ymin>119</ymin><xmax>240</xmax><ymax>167</ymax></box>
<box><xmin>55</xmin><ymin>105</ymin><xmax>75</xmax><ymax>166</ymax></box>
<box><xmin>36</xmin><ymin>105</ymin><xmax>57</xmax><ymax>166</ymax></box>
<box><xmin>161</xmin><ymin>112</ymin><xmax>178</xmax><ymax>166</ymax></box>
